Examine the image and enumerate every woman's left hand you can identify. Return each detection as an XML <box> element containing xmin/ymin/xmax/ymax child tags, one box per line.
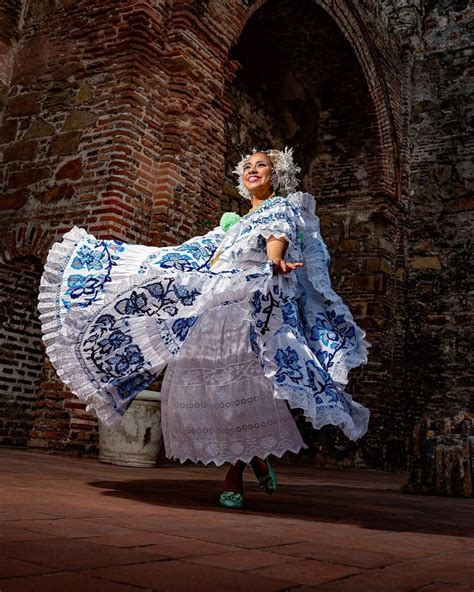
<box><xmin>270</xmin><ymin>258</ymin><xmax>304</xmax><ymax>274</ymax></box>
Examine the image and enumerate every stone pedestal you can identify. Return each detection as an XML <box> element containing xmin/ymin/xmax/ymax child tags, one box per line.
<box><xmin>99</xmin><ymin>391</ymin><xmax>163</xmax><ymax>467</ymax></box>
<box><xmin>402</xmin><ymin>412</ymin><xmax>474</xmax><ymax>498</ymax></box>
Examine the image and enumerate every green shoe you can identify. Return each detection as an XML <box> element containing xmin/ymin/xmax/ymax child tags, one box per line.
<box><xmin>258</xmin><ymin>460</ymin><xmax>277</xmax><ymax>494</ymax></box>
<box><xmin>219</xmin><ymin>491</ymin><xmax>244</xmax><ymax>509</ymax></box>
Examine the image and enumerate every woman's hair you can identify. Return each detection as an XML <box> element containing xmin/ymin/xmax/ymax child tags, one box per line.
<box><xmin>233</xmin><ymin>146</ymin><xmax>301</xmax><ymax>201</ymax></box>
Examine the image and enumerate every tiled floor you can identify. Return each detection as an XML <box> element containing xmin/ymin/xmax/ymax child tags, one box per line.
<box><xmin>1</xmin><ymin>448</ymin><xmax>472</xmax><ymax>591</ymax></box>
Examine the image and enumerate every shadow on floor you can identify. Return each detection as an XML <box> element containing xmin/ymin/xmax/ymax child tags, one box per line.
<box><xmin>88</xmin><ymin>475</ymin><xmax>474</xmax><ymax>538</ymax></box>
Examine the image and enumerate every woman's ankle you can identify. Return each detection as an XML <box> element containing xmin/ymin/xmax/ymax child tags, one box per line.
<box><xmin>224</xmin><ymin>462</ymin><xmax>246</xmax><ymax>493</ymax></box>
<box><xmin>250</xmin><ymin>456</ymin><xmax>269</xmax><ymax>479</ymax></box>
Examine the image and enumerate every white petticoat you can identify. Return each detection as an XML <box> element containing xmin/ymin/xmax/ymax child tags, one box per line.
<box><xmin>162</xmin><ymin>302</ymin><xmax>306</xmax><ymax>465</ymax></box>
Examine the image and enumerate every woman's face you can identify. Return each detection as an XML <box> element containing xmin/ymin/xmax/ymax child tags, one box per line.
<box><xmin>243</xmin><ymin>152</ymin><xmax>274</xmax><ymax>198</ymax></box>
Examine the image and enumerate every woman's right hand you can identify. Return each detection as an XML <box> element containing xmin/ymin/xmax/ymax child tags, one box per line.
<box><xmin>270</xmin><ymin>258</ymin><xmax>304</xmax><ymax>274</ymax></box>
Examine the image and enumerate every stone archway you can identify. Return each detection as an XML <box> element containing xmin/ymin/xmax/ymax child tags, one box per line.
<box><xmin>203</xmin><ymin>0</ymin><xmax>401</xmax><ymax>202</ymax></box>
<box><xmin>219</xmin><ymin>0</ymin><xmax>404</xmax><ymax>467</ymax></box>
<box><xmin>223</xmin><ymin>0</ymin><xmax>385</xmax><ymax>206</ymax></box>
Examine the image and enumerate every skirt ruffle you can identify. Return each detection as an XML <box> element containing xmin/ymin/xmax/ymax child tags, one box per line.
<box><xmin>38</xmin><ymin>219</ymin><xmax>371</xmax><ymax>442</ymax></box>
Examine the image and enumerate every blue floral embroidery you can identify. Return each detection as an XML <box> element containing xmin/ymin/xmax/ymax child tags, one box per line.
<box><xmin>309</xmin><ymin>309</ymin><xmax>357</xmax><ymax>370</ymax></box>
<box><xmin>304</xmin><ymin>360</ymin><xmax>342</xmax><ymax>406</ymax></box>
<box><xmin>274</xmin><ymin>346</ymin><xmax>303</xmax><ymax>384</ymax></box>
<box><xmin>305</xmin><ymin>359</ymin><xmax>324</xmax><ymax>390</ymax></box>
<box><xmin>106</xmin><ymin>344</ymin><xmax>144</xmax><ymax>374</ymax></box>
<box><xmin>310</xmin><ymin>310</ymin><xmax>356</xmax><ymax>345</ymax></box>
<box><xmin>97</xmin><ymin>330</ymin><xmax>132</xmax><ymax>355</ymax></box>
<box><xmin>146</xmin><ymin>282</ymin><xmax>165</xmax><ymax>300</ymax></box>
<box><xmin>249</xmin><ymin>325</ymin><xmax>261</xmax><ymax>357</ymax></box>
<box><xmin>66</xmin><ymin>274</ymin><xmax>106</xmax><ymax>299</ymax></box>
<box><xmin>115</xmin><ymin>291</ymin><xmax>149</xmax><ymax>315</ymax></box>
<box><xmin>67</xmin><ymin>194</ymin><xmax>367</xmax><ymax>432</ymax></box>
<box><xmin>172</xmin><ymin>317</ymin><xmax>197</xmax><ymax>341</ymax></box>
<box><xmin>159</xmin><ymin>253</ymin><xmax>196</xmax><ymax>271</ymax></box>
<box><xmin>63</xmin><ymin>240</ymin><xmax>124</xmax><ymax>311</ymax></box>
<box><xmin>250</xmin><ymin>291</ymin><xmax>262</xmax><ymax>314</ymax></box>
<box><xmin>173</xmin><ymin>285</ymin><xmax>200</xmax><ymax>306</ymax></box>
<box><xmin>110</xmin><ymin>371</ymin><xmax>156</xmax><ymax>403</ymax></box>
<box><xmin>250</xmin><ymin>288</ymin><xmax>279</xmax><ymax>335</ymax></box>
<box><xmin>72</xmin><ymin>245</ymin><xmax>107</xmax><ymax>271</ymax></box>
<box><xmin>245</xmin><ymin>272</ymin><xmax>262</xmax><ymax>281</ymax></box>
<box><xmin>281</xmin><ymin>301</ymin><xmax>298</xmax><ymax>329</ymax></box>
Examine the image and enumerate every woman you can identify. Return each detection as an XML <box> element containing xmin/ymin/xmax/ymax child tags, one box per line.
<box><xmin>38</xmin><ymin>147</ymin><xmax>370</xmax><ymax>509</ymax></box>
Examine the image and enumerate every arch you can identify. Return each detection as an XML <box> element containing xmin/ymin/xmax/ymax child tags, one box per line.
<box><xmin>204</xmin><ymin>0</ymin><xmax>401</xmax><ymax>198</ymax></box>
<box><xmin>0</xmin><ymin>223</ymin><xmax>52</xmax><ymax>264</ymax></box>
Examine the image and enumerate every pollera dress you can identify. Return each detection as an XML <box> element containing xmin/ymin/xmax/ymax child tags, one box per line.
<box><xmin>38</xmin><ymin>192</ymin><xmax>371</xmax><ymax>465</ymax></box>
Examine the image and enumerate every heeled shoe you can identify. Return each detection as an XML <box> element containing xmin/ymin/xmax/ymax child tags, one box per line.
<box><xmin>219</xmin><ymin>491</ymin><xmax>244</xmax><ymax>509</ymax></box>
<box><xmin>258</xmin><ymin>460</ymin><xmax>278</xmax><ymax>494</ymax></box>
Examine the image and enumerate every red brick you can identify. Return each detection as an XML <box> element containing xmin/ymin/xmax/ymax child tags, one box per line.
<box><xmin>55</xmin><ymin>157</ymin><xmax>83</xmax><ymax>180</ymax></box>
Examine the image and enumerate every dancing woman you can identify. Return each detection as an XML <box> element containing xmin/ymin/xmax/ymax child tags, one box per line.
<box><xmin>39</xmin><ymin>147</ymin><xmax>370</xmax><ymax>508</ymax></box>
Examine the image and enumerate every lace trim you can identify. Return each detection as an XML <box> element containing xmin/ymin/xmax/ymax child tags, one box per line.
<box><xmin>164</xmin><ymin>433</ymin><xmax>307</xmax><ymax>467</ymax></box>
<box><xmin>165</xmin><ymin>358</ymin><xmax>262</xmax><ymax>387</ymax></box>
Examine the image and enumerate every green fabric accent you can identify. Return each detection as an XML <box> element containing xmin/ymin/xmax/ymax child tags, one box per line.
<box><xmin>299</xmin><ymin>231</ymin><xmax>305</xmax><ymax>243</ymax></box>
<box><xmin>220</xmin><ymin>212</ymin><xmax>241</xmax><ymax>232</ymax></box>
<box><xmin>258</xmin><ymin>460</ymin><xmax>278</xmax><ymax>494</ymax></box>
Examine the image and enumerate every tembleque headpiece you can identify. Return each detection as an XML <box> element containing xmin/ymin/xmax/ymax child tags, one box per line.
<box><xmin>233</xmin><ymin>146</ymin><xmax>301</xmax><ymax>201</ymax></box>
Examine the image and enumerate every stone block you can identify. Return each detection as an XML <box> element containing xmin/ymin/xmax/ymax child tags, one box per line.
<box><xmin>352</xmin><ymin>274</ymin><xmax>375</xmax><ymax>292</ymax></box>
<box><xmin>75</xmin><ymin>81</ymin><xmax>93</xmax><ymax>104</ymax></box>
<box><xmin>2</xmin><ymin>140</ymin><xmax>38</xmax><ymax>162</ymax></box>
<box><xmin>410</xmin><ymin>256</ymin><xmax>442</xmax><ymax>270</ymax></box>
<box><xmin>37</xmin><ymin>184</ymin><xmax>75</xmax><ymax>204</ymax></box>
<box><xmin>0</xmin><ymin>190</ymin><xmax>28</xmax><ymax>210</ymax></box>
<box><xmin>62</xmin><ymin>111</ymin><xmax>98</xmax><ymax>132</ymax></box>
<box><xmin>0</xmin><ymin>119</ymin><xmax>18</xmax><ymax>143</ymax></box>
<box><xmin>23</xmin><ymin>118</ymin><xmax>55</xmax><ymax>140</ymax></box>
<box><xmin>55</xmin><ymin>158</ymin><xmax>83</xmax><ymax>180</ymax></box>
<box><xmin>364</xmin><ymin>257</ymin><xmax>392</xmax><ymax>273</ymax></box>
<box><xmin>9</xmin><ymin>167</ymin><xmax>49</xmax><ymax>189</ymax></box>
<box><xmin>444</xmin><ymin>195</ymin><xmax>474</xmax><ymax>211</ymax></box>
<box><xmin>8</xmin><ymin>93</ymin><xmax>41</xmax><ymax>117</ymax></box>
<box><xmin>44</xmin><ymin>89</ymin><xmax>75</xmax><ymax>110</ymax></box>
<box><xmin>340</xmin><ymin>238</ymin><xmax>359</xmax><ymax>251</ymax></box>
<box><xmin>48</xmin><ymin>132</ymin><xmax>82</xmax><ymax>156</ymax></box>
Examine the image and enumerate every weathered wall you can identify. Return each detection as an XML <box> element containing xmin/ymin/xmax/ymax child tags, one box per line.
<box><xmin>0</xmin><ymin>0</ymin><xmax>23</xmax><ymax>112</ymax></box>
<box><xmin>0</xmin><ymin>0</ymin><xmax>471</xmax><ymax>468</ymax></box>
<box><xmin>405</xmin><ymin>0</ymin><xmax>473</xmax><ymax>425</ymax></box>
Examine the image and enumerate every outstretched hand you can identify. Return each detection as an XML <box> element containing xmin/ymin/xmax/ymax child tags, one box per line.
<box><xmin>271</xmin><ymin>259</ymin><xmax>304</xmax><ymax>275</ymax></box>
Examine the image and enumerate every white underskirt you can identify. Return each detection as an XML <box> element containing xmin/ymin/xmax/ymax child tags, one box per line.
<box><xmin>161</xmin><ymin>302</ymin><xmax>306</xmax><ymax>466</ymax></box>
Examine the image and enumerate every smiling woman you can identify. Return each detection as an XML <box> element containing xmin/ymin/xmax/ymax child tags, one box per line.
<box><xmin>38</xmin><ymin>147</ymin><xmax>370</xmax><ymax>510</ymax></box>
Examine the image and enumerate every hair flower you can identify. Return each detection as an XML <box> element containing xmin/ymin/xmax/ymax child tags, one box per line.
<box><xmin>220</xmin><ymin>212</ymin><xmax>241</xmax><ymax>232</ymax></box>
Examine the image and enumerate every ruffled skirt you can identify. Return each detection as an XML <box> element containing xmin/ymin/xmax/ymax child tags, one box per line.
<box><xmin>162</xmin><ymin>302</ymin><xmax>306</xmax><ymax>465</ymax></box>
<box><xmin>38</xmin><ymin>215</ymin><xmax>371</xmax><ymax>465</ymax></box>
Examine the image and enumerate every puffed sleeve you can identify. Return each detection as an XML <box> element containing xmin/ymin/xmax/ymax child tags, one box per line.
<box><xmin>240</xmin><ymin>196</ymin><xmax>306</xmax><ymax>262</ymax></box>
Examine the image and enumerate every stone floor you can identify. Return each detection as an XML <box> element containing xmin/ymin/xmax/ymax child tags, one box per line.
<box><xmin>0</xmin><ymin>448</ymin><xmax>473</xmax><ymax>591</ymax></box>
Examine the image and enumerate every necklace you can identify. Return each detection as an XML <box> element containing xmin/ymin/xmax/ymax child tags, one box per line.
<box><xmin>246</xmin><ymin>193</ymin><xmax>276</xmax><ymax>217</ymax></box>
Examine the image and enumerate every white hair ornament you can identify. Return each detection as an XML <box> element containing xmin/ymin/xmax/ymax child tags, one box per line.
<box><xmin>233</xmin><ymin>146</ymin><xmax>301</xmax><ymax>201</ymax></box>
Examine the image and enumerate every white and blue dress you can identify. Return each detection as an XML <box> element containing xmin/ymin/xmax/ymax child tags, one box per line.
<box><xmin>38</xmin><ymin>192</ymin><xmax>371</xmax><ymax>465</ymax></box>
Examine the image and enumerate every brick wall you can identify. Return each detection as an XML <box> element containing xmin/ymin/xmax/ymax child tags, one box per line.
<box><xmin>0</xmin><ymin>0</ymin><xmax>470</xmax><ymax>468</ymax></box>
<box><xmin>0</xmin><ymin>256</ymin><xmax>43</xmax><ymax>447</ymax></box>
